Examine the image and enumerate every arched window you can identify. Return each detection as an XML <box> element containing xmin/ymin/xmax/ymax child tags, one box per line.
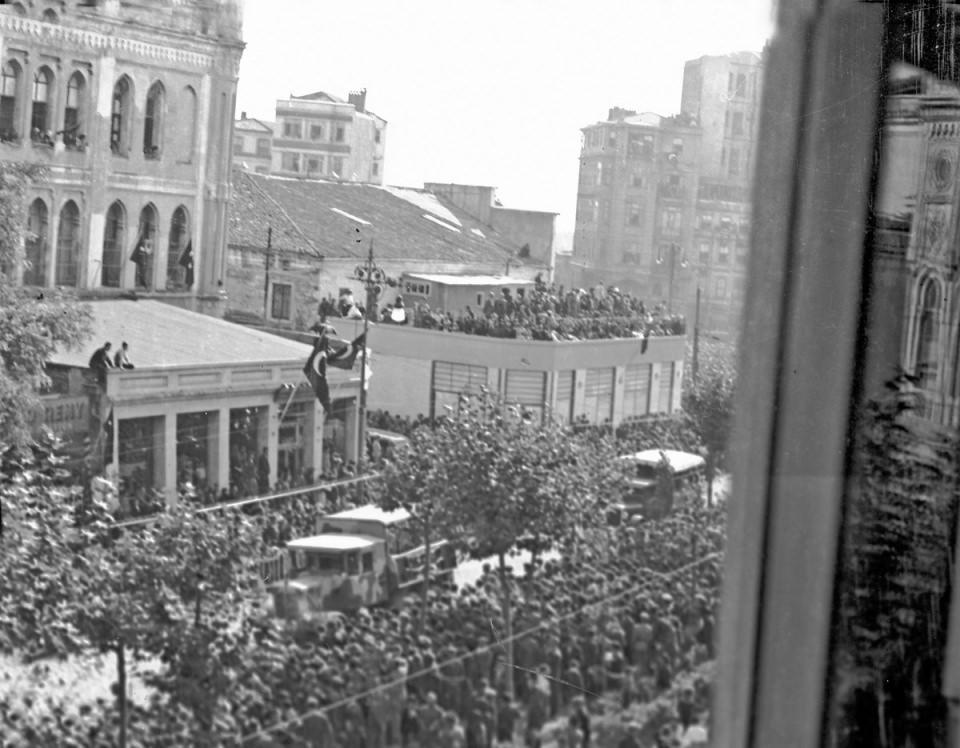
<box><xmin>133</xmin><ymin>204</ymin><xmax>158</xmax><ymax>289</ymax></box>
<box><xmin>166</xmin><ymin>206</ymin><xmax>190</xmax><ymax>289</ymax></box>
<box><xmin>182</xmin><ymin>86</ymin><xmax>197</xmax><ymax>162</ymax></box>
<box><xmin>9</xmin><ymin>3</ymin><xmax>26</xmax><ymax>16</ymax></box>
<box><xmin>31</xmin><ymin>67</ymin><xmax>53</xmax><ymax>143</ymax></box>
<box><xmin>63</xmin><ymin>72</ymin><xmax>85</xmax><ymax>149</ymax></box>
<box><xmin>0</xmin><ymin>61</ymin><xmax>21</xmax><ymax>142</ymax></box>
<box><xmin>143</xmin><ymin>81</ymin><xmax>164</xmax><ymax>159</ymax></box>
<box><xmin>915</xmin><ymin>279</ymin><xmax>942</xmax><ymax>390</ymax></box>
<box><xmin>110</xmin><ymin>77</ymin><xmax>132</xmax><ymax>155</ymax></box>
<box><xmin>101</xmin><ymin>201</ymin><xmax>125</xmax><ymax>287</ymax></box>
<box><xmin>42</xmin><ymin>9</ymin><xmax>58</xmax><ymax>23</ymax></box>
<box><xmin>23</xmin><ymin>198</ymin><xmax>48</xmax><ymax>286</ymax></box>
<box><xmin>55</xmin><ymin>201</ymin><xmax>80</xmax><ymax>287</ymax></box>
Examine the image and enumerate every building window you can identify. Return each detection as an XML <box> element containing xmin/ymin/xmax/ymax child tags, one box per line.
<box><xmin>309</xmin><ymin>123</ymin><xmax>324</xmax><ymax>141</ymax></box>
<box><xmin>672</xmin><ymin>138</ymin><xmax>684</xmax><ymax>155</ymax></box>
<box><xmin>271</xmin><ymin>283</ymin><xmax>292</xmax><ymax>320</ymax></box>
<box><xmin>732</xmin><ymin>111</ymin><xmax>745</xmax><ymax>136</ymax></box>
<box><xmin>330</xmin><ymin>156</ymin><xmax>344</xmax><ymax>177</ymax></box>
<box><xmin>143</xmin><ymin>81</ymin><xmax>164</xmax><ymax>159</ymax></box>
<box><xmin>233</xmin><ymin>136</ymin><xmax>244</xmax><ymax>155</ymax></box>
<box><xmin>334</xmin><ymin>125</ymin><xmax>345</xmax><ymax>142</ymax></box>
<box><xmin>699</xmin><ymin>241</ymin><xmax>711</xmax><ymax>265</ymax></box>
<box><xmin>735</xmin><ymin>73</ymin><xmax>747</xmax><ymax>98</ymax></box>
<box><xmin>23</xmin><ymin>198</ymin><xmax>48</xmax><ymax>286</ymax></box>
<box><xmin>56</xmin><ymin>200</ymin><xmax>80</xmax><ymax>287</ymax></box>
<box><xmin>729</xmin><ymin>147</ymin><xmax>741</xmax><ymax>176</ymax></box>
<box><xmin>281</xmin><ymin>152</ymin><xmax>301</xmax><ymax>172</ymax></box>
<box><xmin>697</xmin><ymin>213</ymin><xmax>713</xmax><ymax>230</ymax></box>
<box><xmin>914</xmin><ymin>279</ymin><xmax>942</xmax><ymax>389</ymax></box>
<box><xmin>256</xmin><ymin>137</ymin><xmax>270</xmax><ymax>157</ymax></box>
<box><xmin>717</xmin><ymin>242</ymin><xmax>730</xmax><ymax>264</ymax></box>
<box><xmin>661</xmin><ymin>209</ymin><xmax>681</xmax><ymax>233</ymax></box>
<box><xmin>133</xmin><ymin>204</ymin><xmax>158</xmax><ymax>290</ymax></box>
<box><xmin>632</xmin><ymin>173</ymin><xmax>644</xmax><ymax>188</ymax></box>
<box><xmin>110</xmin><ymin>77</ymin><xmax>132</xmax><ymax>155</ymax></box>
<box><xmin>181</xmin><ymin>86</ymin><xmax>197</xmax><ymax>162</ymax></box>
<box><xmin>30</xmin><ymin>67</ymin><xmax>52</xmax><ymax>144</ymax></box>
<box><xmin>375</xmin><ymin>129</ymin><xmax>381</xmax><ymax>144</ymax></box>
<box><xmin>166</xmin><ymin>206</ymin><xmax>190</xmax><ymax>290</ymax></box>
<box><xmin>101</xmin><ymin>201</ymin><xmax>125</xmax><ymax>287</ymax></box>
<box><xmin>63</xmin><ymin>72</ymin><xmax>85</xmax><ymax>149</ymax></box>
<box><xmin>0</xmin><ymin>61</ymin><xmax>21</xmax><ymax>141</ymax></box>
<box><xmin>42</xmin><ymin>8</ymin><xmax>57</xmax><ymax>22</ymax></box>
<box><xmin>282</xmin><ymin>119</ymin><xmax>302</xmax><ymax>139</ymax></box>
<box><xmin>623</xmin><ymin>363</ymin><xmax>652</xmax><ymax>419</ymax></box>
<box><xmin>372</xmin><ymin>162</ymin><xmax>379</xmax><ymax>177</ymax></box>
<box><xmin>626</xmin><ymin>200</ymin><xmax>642</xmax><ymax>226</ymax></box>
<box><xmin>736</xmin><ymin>243</ymin><xmax>749</xmax><ymax>266</ymax></box>
<box><xmin>306</xmin><ymin>156</ymin><xmax>323</xmax><ymax>175</ymax></box>
<box><xmin>714</xmin><ymin>276</ymin><xmax>728</xmax><ymax>298</ymax></box>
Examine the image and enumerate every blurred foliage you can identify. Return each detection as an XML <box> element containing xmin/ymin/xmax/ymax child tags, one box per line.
<box><xmin>830</xmin><ymin>373</ymin><xmax>959</xmax><ymax>747</ymax></box>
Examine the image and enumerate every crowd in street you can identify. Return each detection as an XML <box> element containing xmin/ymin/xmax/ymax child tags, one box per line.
<box><xmin>1</xmin><ymin>497</ymin><xmax>721</xmax><ymax>747</ymax></box>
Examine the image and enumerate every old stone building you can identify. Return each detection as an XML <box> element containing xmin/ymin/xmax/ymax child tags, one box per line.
<box><xmin>3</xmin><ymin>0</ymin><xmax>243</xmax><ymax>316</ymax></box>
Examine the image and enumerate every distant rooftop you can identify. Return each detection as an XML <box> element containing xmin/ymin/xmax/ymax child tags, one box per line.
<box><xmin>403</xmin><ymin>273</ymin><xmax>535</xmax><ymax>287</ymax></box>
<box><xmin>49</xmin><ymin>300</ymin><xmax>311</xmax><ymax>369</ymax></box>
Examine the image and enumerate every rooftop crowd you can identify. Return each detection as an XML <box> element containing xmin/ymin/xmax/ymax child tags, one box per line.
<box><xmin>325</xmin><ymin>276</ymin><xmax>686</xmax><ymax>343</ymax></box>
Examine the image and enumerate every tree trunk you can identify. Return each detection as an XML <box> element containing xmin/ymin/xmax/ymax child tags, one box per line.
<box><xmin>419</xmin><ymin>513</ymin><xmax>431</xmax><ymax>636</ymax></box>
<box><xmin>498</xmin><ymin>552</ymin><xmax>514</xmax><ymax>700</ymax></box>
<box><xmin>116</xmin><ymin>642</ymin><xmax>127</xmax><ymax>748</ymax></box>
<box><xmin>705</xmin><ymin>452</ymin><xmax>716</xmax><ymax>507</ymax></box>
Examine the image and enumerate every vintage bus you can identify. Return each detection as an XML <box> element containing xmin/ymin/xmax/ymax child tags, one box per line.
<box><xmin>612</xmin><ymin>449</ymin><xmax>707</xmax><ymax>521</ymax></box>
<box><xmin>270</xmin><ymin>504</ymin><xmax>456</xmax><ymax>619</ymax></box>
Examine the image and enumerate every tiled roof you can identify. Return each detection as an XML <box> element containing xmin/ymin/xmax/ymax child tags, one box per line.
<box><xmin>228</xmin><ymin>170</ymin><xmax>526</xmax><ymax>265</ymax></box>
<box><xmin>235</xmin><ymin>117</ymin><xmax>274</xmax><ymax>134</ymax></box>
<box><xmin>50</xmin><ymin>300</ymin><xmax>312</xmax><ymax>369</ymax></box>
<box><xmin>293</xmin><ymin>91</ymin><xmax>344</xmax><ymax>103</ymax></box>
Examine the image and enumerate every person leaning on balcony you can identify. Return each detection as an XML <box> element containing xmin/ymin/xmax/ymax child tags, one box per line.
<box><xmin>113</xmin><ymin>341</ymin><xmax>135</xmax><ymax>369</ymax></box>
<box><xmin>88</xmin><ymin>342</ymin><xmax>114</xmax><ymax>387</ymax></box>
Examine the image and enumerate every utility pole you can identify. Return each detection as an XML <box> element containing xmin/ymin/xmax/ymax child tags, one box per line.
<box><xmin>693</xmin><ymin>286</ymin><xmax>701</xmax><ymax>384</ymax></box>
<box><xmin>352</xmin><ymin>239</ymin><xmax>393</xmax><ymax>467</ymax></box>
<box><xmin>262</xmin><ymin>226</ymin><xmax>272</xmax><ymax>321</ymax></box>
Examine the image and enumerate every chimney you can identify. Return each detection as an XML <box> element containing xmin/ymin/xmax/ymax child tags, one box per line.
<box><xmin>348</xmin><ymin>88</ymin><xmax>367</xmax><ymax>113</ymax></box>
<box><xmin>241</xmin><ymin>111</ymin><xmax>247</xmax><ymax>120</ymax></box>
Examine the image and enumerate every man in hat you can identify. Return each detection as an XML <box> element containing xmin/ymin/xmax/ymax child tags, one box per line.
<box><xmin>88</xmin><ymin>341</ymin><xmax>114</xmax><ymax>387</ymax></box>
<box><xmin>568</xmin><ymin>695</ymin><xmax>591</xmax><ymax>747</ymax></box>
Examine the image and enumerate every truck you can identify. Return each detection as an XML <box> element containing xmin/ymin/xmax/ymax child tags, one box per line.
<box><xmin>270</xmin><ymin>504</ymin><xmax>457</xmax><ymax>619</ymax></box>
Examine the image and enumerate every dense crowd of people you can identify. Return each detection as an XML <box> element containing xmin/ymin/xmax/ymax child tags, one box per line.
<box><xmin>2</xmin><ymin>489</ymin><xmax>723</xmax><ymax>747</ymax></box>
<box><xmin>325</xmin><ymin>278</ymin><xmax>686</xmax><ymax>343</ymax></box>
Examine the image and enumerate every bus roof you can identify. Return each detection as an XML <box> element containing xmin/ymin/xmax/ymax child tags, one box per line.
<box><xmin>325</xmin><ymin>504</ymin><xmax>412</xmax><ymax>525</ymax></box>
<box><xmin>618</xmin><ymin>449</ymin><xmax>706</xmax><ymax>472</ymax></box>
<box><xmin>287</xmin><ymin>534</ymin><xmax>379</xmax><ymax>552</ymax></box>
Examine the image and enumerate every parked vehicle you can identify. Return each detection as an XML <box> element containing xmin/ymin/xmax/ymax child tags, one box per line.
<box><xmin>612</xmin><ymin>449</ymin><xmax>706</xmax><ymax>521</ymax></box>
<box><xmin>270</xmin><ymin>504</ymin><xmax>456</xmax><ymax>619</ymax></box>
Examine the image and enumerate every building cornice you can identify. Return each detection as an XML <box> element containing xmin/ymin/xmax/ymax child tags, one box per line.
<box><xmin>0</xmin><ymin>13</ymin><xmax>215</xmax><ymax>70</ymax></box>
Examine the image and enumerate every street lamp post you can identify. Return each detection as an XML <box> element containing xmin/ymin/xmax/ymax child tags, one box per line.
<box><xmin>352</xmin><ymin>239</ymin><xmax>393</xmax><ymax>468</ymax></box>
<box><xmin>656</xmin><ymin>242</ymin><xmax>688</xmax><ymax>314</ymax></box>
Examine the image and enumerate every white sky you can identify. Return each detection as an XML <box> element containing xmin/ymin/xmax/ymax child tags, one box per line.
<box><xmin>236</xmin><ymin>1</ymin><xmax>775</xmax><ymax>234</ymax></box>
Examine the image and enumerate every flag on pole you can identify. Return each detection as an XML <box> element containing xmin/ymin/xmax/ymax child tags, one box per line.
<box><xmin>303</xmin><ymin>333</ymin><xmax>367</xmax><ymax>412</ymax></box>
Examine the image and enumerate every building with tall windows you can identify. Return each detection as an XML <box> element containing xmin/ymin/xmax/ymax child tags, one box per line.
<box><xmin>268</xmin><ymin>89</ymin><xmax>386</xmax><ymax>184</ymax></box>
<box><xmin>564</xmin><ymin>52</ymin><xmax>762</xmax><ymax>335</ymax></box>
<box><xmin>2</xmin><ymin>0</ymin><xmax>243</xmax><ymax>316</ymax></box>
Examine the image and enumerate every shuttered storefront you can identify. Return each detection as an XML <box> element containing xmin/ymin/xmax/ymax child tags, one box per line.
<box><xmin>583</xmin><ymin>367</ymin><xmax>614</xmax><ymax>424</ymax></box>
<box><xmin>555</xmin><ymin>370</ymin><xmax>575</xmax><ymax>423</ymax></box>
<box><xmin>623</xmin><ymin>363</ymin><xmax>652</xmax><ymax>419</ymax></box>
<box><xmin>505</xmin><ymin>369</ymin><xmax>547</xmax><ymax>423</ymax></box>
<box><xmin>658</xmin><ymin>362</ymin><xmax>674</xmax><ymax>414</ymax></box>
<box><xmin>431</xmin><ymin>361</ymin><xmax>488</xmax><ymax>417</ymax></box>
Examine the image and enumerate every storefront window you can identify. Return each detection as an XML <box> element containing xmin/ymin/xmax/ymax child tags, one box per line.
<box><xmin>229</xmin><ymin>406</ymin><xmax>268</xmax><ymax>498</ymax></box>
<box><xmin>118</xmin><ymin>415</ymin><xmax>165</xmax><ymax>516</ymax></box>
<box><xmin>278</xmin><ymin>401</ymin><xmax>307</xmax><ymax>488</ymax></box>
<box><xmin>176</xmin><ymin>411</ymin><xmax>217</xmax><ymax>502</ymax></box>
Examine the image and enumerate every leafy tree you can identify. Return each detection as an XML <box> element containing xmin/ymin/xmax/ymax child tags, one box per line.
<box><xmin>683</xmin><ymin>339</ymin><xmax>737</xmax><ymax>505</ymax></box>
<box><xmin>0</xmin><ymin>161</ymin><xmax>92</xmax><ymax>449</ymax></box>
<box><xmin>405</xmin><ymin>391</ymin><xmax>622</xmax><ymax>697</ymax></box>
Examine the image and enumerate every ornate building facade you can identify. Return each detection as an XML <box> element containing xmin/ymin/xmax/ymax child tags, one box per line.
<box><xmin>2</xmin><ymin>0</ymin><xmax>243</xmax><ymax>316</ymax></box>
